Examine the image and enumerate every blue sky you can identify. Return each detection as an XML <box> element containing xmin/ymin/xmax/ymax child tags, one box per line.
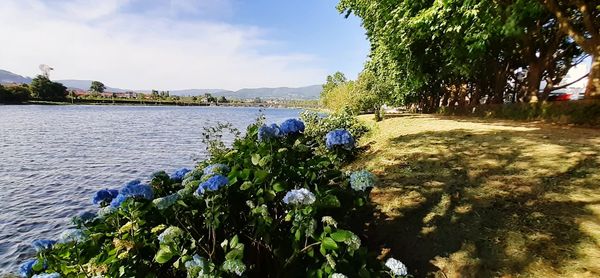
<box><xmin>0</xmin><ymin>0</ymin><xmax>369</xmax><ymax>90</ymax></box>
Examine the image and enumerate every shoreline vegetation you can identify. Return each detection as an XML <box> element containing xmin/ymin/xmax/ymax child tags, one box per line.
<box><xmin>5</xmin><ymin>98</ymin><xmax>320</xmax><ymax>109</ymax></box>
<box><xmin>353</xmin><ymin>114</ymin><xmax>600</xmax><ymax>277</ymax></box>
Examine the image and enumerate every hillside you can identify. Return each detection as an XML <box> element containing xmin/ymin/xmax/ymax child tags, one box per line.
<box><xmin>0</xmin><ymin>69</ymin><xmax>322</xmax><ymax>100</ymax></box>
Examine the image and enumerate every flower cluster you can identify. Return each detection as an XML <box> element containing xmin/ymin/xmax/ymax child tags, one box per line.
<box><xmin>19</xmin><ymin>259</ymin><xmax>45</xmax><ymax>277</ymax></box>
<box><xmin>32</xmin><ymin>273</ymin><xmax>61</xmax><ymax>278</ymax></box>
<box><xmin>152</xmin><ymin>193</ymin><xmax>180</xmax><ymax>210</ymax></box>
<box><xmin>203</xmin><ymin>164</ymin><xmax>230</xmax><ymax>176</ymax></box>
<box><xmin>349</xmin><ymin>170</ymin><xmax>376</xmax><ymax>191</ymax></box>
<box><xmin>196</xmin><ymin>175</ymin><xmax>229</xmax><ymax>195</ymax></box>
<box><xmin>32</xmin><ymin>239</ymin><xmax>56</xmax><ymax>252</ymax></box>
<box><xmin>170</xmin><ymin>168</ymin><xmax>191</xmax><ymax>181</ymax></box>
<box><xmin>283</xmin><ymin>188</ymin><xmax>316</xmax><ymax>205</ymax></box>
<box><xmin>158</xmin><ymin>226</ymin><xmax>184</xmax><ymax>244</ymax></box>
<box><xmin>385</xmin><ymin>258</ymin><xmax>408</xmax><ymax>276</ymax></box>
<box><xmin>110</xmin><ymin>180</ymin><xmax>154</xmax><ymax>208</ymax></box>
<box><xmin>280</xmin><ymin>119</ymin><xmax>305</xmax><ymax>135</ymax></box>
<box><xmin>258</xmin><ymin>123</ymin><xmax>282</xmax><ymax>141</ymax></box>
<box><xmin>91</xmin><ymin>189</ymin><xmax>119</xmax><ymax>205</ymax></box>
<box><xmin>325</xmin><ymin>129</ymin><xmax>354</xmax><ymax>150</ymax></box>
<box><xmin>58</xmin><ymin>229</ymin><xmax>85</xmax><ymax>244</ymax></box>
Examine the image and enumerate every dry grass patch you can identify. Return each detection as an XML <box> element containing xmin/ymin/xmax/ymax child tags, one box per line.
<box><xmin>352</xmin><ymin>114</ymin><xmax>600</xmax><ymax>277</ymax></box>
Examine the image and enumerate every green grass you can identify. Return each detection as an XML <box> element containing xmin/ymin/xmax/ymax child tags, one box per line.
<box><xmin>352</xmin><ymin>114</ymin><xmax>600</xmax><ymax>278</ymax></box>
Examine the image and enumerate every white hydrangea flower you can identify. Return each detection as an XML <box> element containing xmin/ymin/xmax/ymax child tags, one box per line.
<box><xmin>152</xmin><ymin>193</ymin><xmax>179</xmax><ymax>210</ymax></box>
<box><xmin>345</xmin><ymin>232</ymin><xmax>361</xmax><ymax>252</ymax></box>
<box><xmin>283</xmin><ymin>188</ymin><xmax>316</xmax><ymax>205</ymax></box>
<box><xmin>349</xmin><ymin>170</ymin><xmax>376</xmax><ymax>191</ymax></box>
<box><xmin>58</xmin><ymin>229</ymin><xmax>85</xmax><ymax>244</ymax></box>
<box><xmin>158</xmin><ymin>226</ymin><xmax>184</xmax><ymax>244</ymax></box>
<box><xmin>321</xmin><ymin>216</ymin><xmax>338</xmax><ymax>228</ymax></box>
<box><xmin>385</xmin><ymin>257</ymin><xmax>408</xmax><ymax>276</ymax></box>
<box><xmin>331</xmin><ymin>274</ymin><xmax>348</xmax><ymax>278</ymax></box>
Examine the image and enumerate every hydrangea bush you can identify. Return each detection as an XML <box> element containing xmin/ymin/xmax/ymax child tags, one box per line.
<box><xmin>18</xmin><ymin>118</ymin><xmax>408</xmax><ymax>277</ymax></box>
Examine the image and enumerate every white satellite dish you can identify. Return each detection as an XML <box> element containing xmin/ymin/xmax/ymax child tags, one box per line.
<box><xmin>39</xmin><ymin>64</ymin><xmax>54</xmax><ymax>78</ymax></box>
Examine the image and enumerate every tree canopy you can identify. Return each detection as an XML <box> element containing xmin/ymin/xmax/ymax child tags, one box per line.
<box><xmin>336</xmin><ymin>0</ymin><xmax>596</xmax><ymax>112</ymax></box>
<box><xmin>29</xmin><ymin>75</ymin><xmax>67</xmax><ymax>101</ymax></box>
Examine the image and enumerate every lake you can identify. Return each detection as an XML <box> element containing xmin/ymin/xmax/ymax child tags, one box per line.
<box><xmin>0</xmin><ymin>105</ymin><xmax>302</xmax><ymax>275</ymax></box>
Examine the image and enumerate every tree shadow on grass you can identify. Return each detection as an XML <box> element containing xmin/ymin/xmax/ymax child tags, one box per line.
<box><xmin>361</xmin><ymin>129</ymin><xmax>600</xmax><ymax>277</ymax></box>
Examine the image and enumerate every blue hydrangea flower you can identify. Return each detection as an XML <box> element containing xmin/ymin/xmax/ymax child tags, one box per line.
<box><xmin>19</xmin><ymin>259</ymin><xmax>43</xmax><ymax>277</ymax></box>
<box><xmin>110</xmin><ymin>180</ymin><xmax>154</xmax><ymax>208</ymax></box>
<box><xmin>32</xmin><ymin>273</ymin><xmax>61</xmax><ymax>278</ymax></box>
<box><xmin>58</xmin><ymin>229</ymin><xmax>85</xmax><ymax>244</ymax></box>
<box><xmin>283</xmin><ymin>188</ymin><xmax>316</xmax><ymax>205</ymax></box>
<box><xmin>385</xmin><ymin>258</ymin><xmax>408</xmax><ymax>276</ymax></box>
<box><xmin>171</xmin><ymin>168</ymin><xmax>191</xmax><ymax>181</ymax></box>
<box><xmin>203</xmin><ymin>164</ymin><xmax>230</xmax><ymax>176</ymax></box>
<box><xmin>91</xmin><ymin>189</ymin><xmax>119</xmax><ymax>205</ymax></box>
<box><xmin>195</xmin><ymin>175</ymin><xmax>229</xmax><ymax>195</ymax></box>
<box><xmin>280</xmin><ymin>119</ymin><xmax>305</xmax><ymax>135</ymax></box>
<box><xmin>152</xmin><ymin>193</ymin><xmax>180</xmax><ymax>210</ymax></box>
<box><xmin>258</xmin><ymin>123</ymin><xmax>282</xmax><ymax>141</ymax></box>
<box><xmin>32</xmin><ymin>239</ymin><xmax>57</xmax><ymax>252</ymax></box>
<box><xmin>325</xmin><ymin>129</ymin><xmax>354</xmax><ymax>150</ymax></box>
<box><xmin>349</xmin><ymin>170</ymin><xmax>376</xmax><ymax>191</ymax></box>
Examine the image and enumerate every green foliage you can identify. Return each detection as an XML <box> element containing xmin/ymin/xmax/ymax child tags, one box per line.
<box><xmin>301</xmin><ymin>110</ymin><xmax>369</xmax><ymax>153</ymax></box>
<box><xmin>337</xmin><ymin>0</ymin><xmax>586</xmax><ymax>110</ymax></box>
<box><xmin>439</xmin><ymin>99</ymin><xmax>600</xmax><ymax>126</ymax></box>
<box><xmin>28</xmin><ymin>119</ymin><xmax>397</xmax><ymax>277</ymax></box>
<box><xmin>89</xmin><ymin>81</ymin><xmax>106</xmax><ymax>94</ymax></box>
<box><xmin>29</xmin><ymin>75</ymin><xmax>68</xmax><ymax>101</ymax></box>
<box><xmin>0</xmin><ymin>84</ymin><xmax>31</xmax><ymax>103</ymax></box>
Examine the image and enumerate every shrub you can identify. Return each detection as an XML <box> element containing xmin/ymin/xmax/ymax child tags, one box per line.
<box><xmin>19</xmin><ymin>118</ymin><xmax>407</xmax><ymax>277</ymax></box>
<box><xmin>439</xmin><ymin>100</ymin><xmax>600</xmax><ymax>126</ymax></box>
<box><xmin>301</xmin><ymin>110</ymin><xmax>369</xmax><ymax>155</ymax></box>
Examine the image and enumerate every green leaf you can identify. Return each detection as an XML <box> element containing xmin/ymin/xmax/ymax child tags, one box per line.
<box><xmin>259</xmin><ymin>155</ymin><xmax>271</xmax><ymax>167</ymax></box>
<box><xmin>240</xmin><ymin>181</ymin><xmax>253</xmax><ymax>190</ymax></box>
<box><xmin>251</xmin><ymin>154</ymin><xmax>261</xmax><ymax>165</ymax></box>
<box><xmin>254</xmin><ymin>170</ymin><xmax>269</xmax><ymax>183</ymax></box>
<box><xmin>230</xmin><ymin>235</ymin><xmax>239</xmax><ymax>248</ymax></box>
<box><xmin>321</xmin><ymin>237</ymin><xmax>338</xmax><ymax>250</ymax></box>
<box><xmin>155</xmin><ymin>248</ymin><xmax>174</xmax><ymax>264</ymax></box>
<box><xmin>318</xmin><ymin>194</ymin><xmax>341</xmax><ymax>208</ymax></box>
<box><xmin>330</xmin><ymin>230</ymin><xmax>352</xmax><ymax>242</ymax></box>
<box><xmin>272</xmin><ymin>182</ymin><xmax>286</xmax><ymax>192</ymax></box>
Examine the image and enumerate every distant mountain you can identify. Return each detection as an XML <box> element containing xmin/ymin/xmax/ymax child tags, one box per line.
<box><xmin>0</xmin><ymin>68</ymin><xmax>322</xmax><ymax>100</ymax></box>
<box><xmin>169</xmin><ymin>89</ymin><xmax>234</xmax><ymax>96</ymax></box>
<box><xmin>55</xmin><ymin>79</ymin><xmax>127</xmax><ymax>92</ymax></box>
<box><xmin>170</xmin><ymin>86</ymin><xmax>322</xmax><ymax>100</ymax></box>
<box><xmin>0</xmin><ymin>70</ymin><xmax>32</xmax><ymax>84</ymax></box>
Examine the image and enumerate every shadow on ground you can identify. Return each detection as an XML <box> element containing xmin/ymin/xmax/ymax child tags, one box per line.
<box><xmin>354</xmin><ymin>115</ymin><xmax>600</xmax><ymax>277</ymax></box>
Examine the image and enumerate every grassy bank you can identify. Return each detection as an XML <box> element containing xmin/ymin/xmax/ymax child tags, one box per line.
<box><xmin>353</xmin><ymin>114</ymin><xmax>600</xmax><ymax>277</ymax></box>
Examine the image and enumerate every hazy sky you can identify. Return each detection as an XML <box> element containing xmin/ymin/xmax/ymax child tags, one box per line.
<box><xmin>0</xmin><ymin>0</ymin><xmax>369</xmax><ymax>90</ymax></box>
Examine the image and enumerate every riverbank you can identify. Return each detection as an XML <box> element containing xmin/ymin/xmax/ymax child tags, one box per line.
<box><xmin>353</xmin><ymin>114</ymin><xmax>600</xmax><ymax>277</ymax></box>
<box><xmin>8</xmin><ymin>99</ymin><xmax>319</xmax><ymax>109</ymax></box>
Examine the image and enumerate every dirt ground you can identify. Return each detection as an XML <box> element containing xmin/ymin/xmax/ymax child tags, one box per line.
<box><xmin>352</xmin><ymin>114</ymin><xmax>600</xmax><ymax>278</ymax></box>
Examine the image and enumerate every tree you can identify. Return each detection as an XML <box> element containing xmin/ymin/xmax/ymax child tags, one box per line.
<box><xmin>30</xmin><ymin>75</ymin><xmax>67</xmax><ymax>101</ymax></box>
<box><xmin>90</xmin><ymin>81</ymin><xmax>106</xmax><ymax>94</ymax></box>
<box><xmin>204</xmin><ymin>93</ymin><xmax>217</xmax><ymax>103</ymax></box>
<box><xmin>541</xmin><ymin>0</ymin><xmax>600</xmax><ymax>98</ymax></box>
<box><xmin>322</xmin><ymin>72</ymin><xmax>348</xmax><ymax>98</ymax></box>
<box><xmin>218</xmin><ymin>96</ymin><xmax>228</xmax><ymax>103</ymax></box>
<box><xmin>0</xmin><ymin>84</ymin><xmax>31</xmax><ymax>103</ymax></box>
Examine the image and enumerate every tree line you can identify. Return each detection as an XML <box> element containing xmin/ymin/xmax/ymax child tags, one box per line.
<box><xmin>0</xmin><ymin>75</ymin><xmax>67</xmax><ymax>103</ymax></box>
<box><xmin>327</xmin><ymin>0</ymin><xmax>599</xmax><ymax>113</ymax></box>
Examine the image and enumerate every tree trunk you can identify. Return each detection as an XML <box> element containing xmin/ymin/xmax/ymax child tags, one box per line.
<box><xmin>585</xmin><ymin>53</ymin><xmax>600</xmax><ymax>99</ymax></box>
<box><xmin>526</xmin><ymin>64</ymin><xmax>543</xmax><ymax>103</ymax></box>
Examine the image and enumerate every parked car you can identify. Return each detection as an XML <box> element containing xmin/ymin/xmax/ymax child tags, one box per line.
<box><xmin>547</xmin><ymin>91</ymin><xmax>571</xmax><ymax>101</ymax></box>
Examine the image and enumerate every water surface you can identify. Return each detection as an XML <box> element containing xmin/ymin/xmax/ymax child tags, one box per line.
<box><xmin>0</xmin><ymin>105</ymin><xmax>301</xmax><ymax>274</ymax></box>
